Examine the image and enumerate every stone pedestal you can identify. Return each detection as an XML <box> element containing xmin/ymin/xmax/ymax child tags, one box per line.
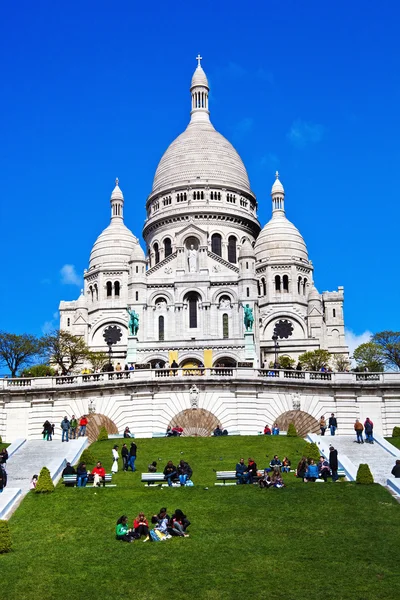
<box><xmin>126</xmin><ymin>336</ymin><xmax>138</xmax><ymax>364</ymax></box>
<box><xmin>244</xmin><ymin>331</ymin><xmax>256</xmax><ymax>361</ymax></box>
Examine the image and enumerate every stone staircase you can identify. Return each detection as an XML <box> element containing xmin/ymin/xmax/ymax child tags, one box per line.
<box><xmin>0</xmin><ymin>438</ymin><xmax>88</xmax><ymax>518</ymax></box>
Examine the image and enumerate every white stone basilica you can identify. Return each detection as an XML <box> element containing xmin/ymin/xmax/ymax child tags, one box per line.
<box><xmin>59</xmin><ymin>58</ymin><xmax>348</xmax><ymax>369</ymax></box>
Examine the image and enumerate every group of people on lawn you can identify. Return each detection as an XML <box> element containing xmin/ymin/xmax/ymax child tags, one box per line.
<box><xmin>116</xmin><ymin>507</ymin><xmax>190</xmax><ymax>542</ymax></box>
<box><xmin>235</xmin><ymin>456</ymin><xmax>288</xmax><ymax>487</ymax></box>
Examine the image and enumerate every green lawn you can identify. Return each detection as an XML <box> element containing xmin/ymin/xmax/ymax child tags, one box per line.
<box><xmin>387</xmin><ymin>437</ymin><xmax>400</xmax><ymax>450</ymax></box>
<box><xmin>3</xmin><ymin>436</ymin><xmax>400</xmax><ymax>600</ymax></box>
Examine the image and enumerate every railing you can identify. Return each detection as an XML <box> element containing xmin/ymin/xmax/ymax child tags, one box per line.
<box><xmin>1</xmin><ymin>369</ymin><xmax>397</xmax><ymax>391</ymax></box>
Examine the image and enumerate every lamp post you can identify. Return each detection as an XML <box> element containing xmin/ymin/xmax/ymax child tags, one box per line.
<box><xmin>272</xmin><ymin>333</ymin><xmax>280</xmax><ymax>368</ymax></box>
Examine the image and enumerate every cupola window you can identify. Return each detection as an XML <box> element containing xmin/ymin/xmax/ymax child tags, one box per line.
<box><xmin>106</xmin><ymin>281</ymin><xmax>112</xmax><ymax>297</ymax></box>
<box><xmin>275</xmin><ymin>275</ymin><xmax>281</xmax><ymax>292</ymax></box>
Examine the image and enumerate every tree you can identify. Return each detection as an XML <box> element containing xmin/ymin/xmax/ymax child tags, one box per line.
<box><xmin>87</xmin><ymin>351</ymin><xmax>108</xmax><ymax>372</ymax></box>
<box><xmin>34</xmin><ymin>466</ymin><xmax>55</xmax><ymax>493</ymax></box>
<box><xmin>20</xmin><ymin>364</ymin><xmax>56</xmax><ymax>378</ymax></box>
<box><xmin>298</xmin><ymin>349</ymin><xmax>331</xmax><ymax>372</ymax></box>
<box><xmin>42</xmin><ymin>330</ymin><xmax>89</xmax><ymax>375</ymax></box>
<box><xmin>356</xmin><ymin>463</ymin><xmax>374</xmax><ymax>484</ymax></box>
<box><xmin>353</xmin><ymin>342</ymin><xmax>384</xmax><ymax>372</ymax></box>
<box><xmin>371</xmin><ymin>331</ymin><xmax>400</xmax><ymax>370</ymax></box>
<box><xmin>0</xmin><ymin>332</ymin><xmax>43</xmax><ymax>378</ymax></box>
<box><xmin>278</xmin><ymin>356</ymin><xmax>295</xmax><ymax>369</ymax></box>
<box><xmin>287</xmin><ymin>423</ymin><xmax>297</xmax><ymax>437</ymax></box>
<box><xmin>333</xmin><ymin>354</ymin><xmax>351</xmax><ymax>372</ymax></box>
<box><xmin>79</xmin><ymin>447</ymin><xmax>96</xmax><ymax>466</ymax></box>
<box><xmin>304</xmin><ymin>442</ymin><xmax>320</xmax><ymax>462</ymax></box>
<box><xmin>97</xmin><ymin>427</ymin><xmax>108</xmax><ymax>441</ymax></box>
<box><xmin>392</xmin><ymin>426</ymin><xmax>400</xmax><ymax>438</ymax></box>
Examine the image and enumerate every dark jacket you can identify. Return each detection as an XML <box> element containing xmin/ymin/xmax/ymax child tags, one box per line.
<box><xmin>0</xmin><ymin>466</ymin><xmax>7</xmax><ymax>489</ymax></box>
<box><xmin>163</xmin><ymin>464</ymin><xmax>177</xmax><ymax>477</ymax></box>
<box><xmin>62</xmin><ymin>465</ymin><xmax>76</xmax><ymax>476</ymax></box>
<box><xmin>76</xmin><ymin>465</ymin><xmax>87</xmax><ymax>477</ymax></box>
<box><xmin>364</xmin><ymin>420</ymin><xmax>373</xmax><ymax>433</ymax></box>
<box><xmin>129</xmin><ymin>443</ymin><xmax>137</xmax><ymax>457</ymax></box>
<box><xmin>329</xmin><ymin>449</ymin><xmax>338</xmax><ymax>471</ymax></box>
<box><xmin>328</xmin><ymin>416</ymin><xmax>337</xmax><ymax>428</ymax></box>
<box><xmin>236</xmin><ymin>462</ymin><xmax>248</xmax><ymax>476</ymax></box>
<box><xmin>1</xmin><ymin>449</ymin><xmax>8</xmax><ymax>464</ymax></box>
<box><xmin>121</xmin><ymin>446</ymin><xmax>129</xmax><ymax>458</ymax></box>
<box><xmin>247</xmin><ymin>461</ymin><xmax>258</xmax><ymax>477</ymax></box>
<box><xmin>178</xmin><ymin>461</ymin><xmax>192</xmax><ymax>479</ymax></box>
<box><xmin>391</xmin><ymin>464</ymin><xmax>400</xmax><ymax>478</ymax></box>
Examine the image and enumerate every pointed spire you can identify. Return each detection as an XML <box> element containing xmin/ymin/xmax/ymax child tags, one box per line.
<box><xmin>271</xmin><ymin>171</ymin><xmax>285</xmax><ymax>213</ymax></box>
<box><xmin>190</xmin><ymin>55</ymin><xmax>210</xmax><ymax>124</ymax></box>
<box><xmin>110</xmin><ymin>178</ymin><xmax>124</xmax><ymax>221</ymax></box>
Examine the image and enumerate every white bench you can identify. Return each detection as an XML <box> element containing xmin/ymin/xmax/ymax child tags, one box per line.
<box><xmin>141</xmin><ymin>472</ymin><xmax>171</xmax><ymax>486</ymax></box>
<box><xmin>62</xmin><ymin>473</ymin><xmax>114</xmax><ymax>487</ymax></box>
<box><xmin>215</xmin><ymin>470</ymin><xmax>264</xmax><ymax>485</ymax></box>
<box><xmin>152</xmin><ymin>432</ymin><xmax>167</xmax><ymax>438</ymax></box>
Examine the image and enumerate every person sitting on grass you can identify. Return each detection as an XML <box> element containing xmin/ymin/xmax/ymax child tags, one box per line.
<box><xmin>29</xmin><ymin>474</ymin><xmax>38</xmax><ymax>490</ymax></box>
<box><xmin>305</xmin><ymin>459</ymin><xmax>319</xmax><ymax>482</ymax></box>
<box><xmin>62</xmin><ymin>462</ymin><xmax>76</xmax><ymax>486</ymax></box>
<box><xmin>168</xmin><ymin>509</ymin><xmax>190</xmax><ymax>537</ymax></box>
<box><xmin>296</xmin><ymin>457</ymin><xmax>308</xmax><ymax>481</ymax></box>
<box><xmin>269</xmin><ymin>455</ymin><xmax>282</xmax><ymax>470</ymax></box>
<box><xmin>133</xmin><ymin>512</ymin><xmax>150</xmax><ymax>542</ymax></box>
<box><xmin>271</xmin><ymin>469</ymin><xmax>285</xmax><ymax>488</ymax></box>
<box><xmin>172</xmin><ymin>426</ymin><xmax>183</xmax><ymax>436</ymax></box>
<box><xmin>213</xmin><ymin>424</ymin><xmax>223</xmax><ymax>436</ymax></box>
<box><xmin>235</xmin><ymin>458</ymin><xmax>249</xmax><ymax>484</ymax></box>
<box><xmin>123</xmin><ymin>427</ymin><xmax>132</xmax><ymax>438</ymax></box>
<box><xmin>178</xmin><ymin>459</ymin><xmax>193</xmax><ymax>486</ymax></box>
<box><xmin>318</xmin><ymin>456</ymin><xmax>331</xmax><ymax>482</ymax></box>
<box><xmin>76</xmin><ymin>462</ymin><xmax>88</xmax><ymax>487</ymax></box>
<box><xmin>92</xmin><ymin>461</ymin><xmax>106</xmax><ymax>487</ymax></box>
<box><xmin>272</xmin><ymin>423</ymin><xmax>280</xmax><ymax>435</ymax></box>
<box><xmin>282</xmin><ymin>457</ymin><xmax>291</xmax><ymax>473</ymax></box>
<box><xmin>259</xmin><ymin>469</ymin><xmax>272</xmax><ymax>488</ymax></box>
<box><xmin>148</xmin><ymin>461</ymin><xmax>157</xmax><ymax>473</ymax></box>
<box><xmin>263</xmin><ymin>424</ymin><xmax>272</xmax><ymax>435</ymax></box>
<box><xmin>247</xmin><ymin>458</ymin><xmax>258</xmax><ymax>484</ymax></box>
<box><xmin>164</xmin><ymin>461</ymin><xmax>178</xmax><ymax>486</ymax></box>
<box><xmin>151</xmin><ymin>507</ymin><xmax>170</xmax><ymax>535</ymax></box>
<box><xmin>116</xmin><ymin>516</ymin><xmax>135</xmax><ymax>543</ymax></box>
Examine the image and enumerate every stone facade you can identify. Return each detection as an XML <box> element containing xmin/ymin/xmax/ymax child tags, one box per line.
<box><xmin>59</xmin><ymin>58</ymin><xmax>347</xmax><ymax>369</ymax></box>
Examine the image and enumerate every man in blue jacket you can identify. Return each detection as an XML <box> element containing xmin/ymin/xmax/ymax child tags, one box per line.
<box><xmin>235</xmin><ymin>458</ymin><xmax>249</xmax><ymax>484</ymax></box>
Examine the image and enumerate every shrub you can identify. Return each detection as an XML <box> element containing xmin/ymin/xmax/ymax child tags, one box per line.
<box><xmin>20</xmin><ymin>364</ymin><xmax>56</xmax><ymax>378</ymax></box>
<box><xmin>97</xmin><ymin>427</ymin><xmax>108</xmax><ymax>442</ymax></box>
<box><xmin>356</xmin><ymin>463</ymin><xmax>374</xmax><ymax>484</ymax></box>
<box><xmin>279</xmin><ymin>356</ymin><xmax>295</xmax><ymax>369</ymax></box>
<box><xmin>0</xmin><ymin>520</ymin><xmax>12</xmax><ymax>553</ymax></box>
<box><xmin>34</xmin><ymin>466</ymin><xmax>55</xmax><ymax>493</ymax></box>
<box><xmin>304</xmin><ymin>442</ymin><xmax>320</xmax><ymax>462</ymax></box>
<box><xmin>287</xmin><ymin>423</ymin><xmax>297</xmax><ymax>437</ymax></box>
<box><xmin>0</xmin><ymin>436</ymin><xmax>2</xmax><ymax>444</ymax></box>
<box><xmin>392</xmin><ymin>426</ymin><xmax>400</xmax><ymax>438</ymax></box>
<box><xmin>79</xmin><ymin>447</ymin><xmax>95</xmax><ymax>466</ymax></box>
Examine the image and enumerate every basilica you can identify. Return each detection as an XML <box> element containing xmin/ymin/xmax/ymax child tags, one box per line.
<box><xmin>59</xmin><ymin>58</ymin><xmax>348</xmax><ymax>369</ymax></box>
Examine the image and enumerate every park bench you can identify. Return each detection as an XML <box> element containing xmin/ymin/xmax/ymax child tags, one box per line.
<box><xmin>141</xmin><ymin>472</ymin><xmax>192</xmax><ymax>487</ymax></box>
<box><xmin>214</xmin><ymin>470</ymin><xmax>264</xmax><ymax>485</ymax></box>
<box><xmin>62</xmin><ymin>473</ymin><xmax>114</xmax><ymax>487</ymax></box>
<box><xmin>152</xmin><ymin>432</ymin><xmax>167</xmax><ymax>438</ymax></box>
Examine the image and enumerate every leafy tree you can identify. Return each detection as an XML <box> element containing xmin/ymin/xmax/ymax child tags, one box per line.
<box><xmin>392</xmin><ymin>426</ymin><xmax>400</xmax><ymax>438</ymax></box>
<box><xmin>356</xmin><ymin>464</ymin><xmax>374</xmax><ymax>484</ymax></box>
<box><xmin>371</xmin><ymin>331</ymin><xmax>400</xmax><ymax>370</ymax></box>
<box><xmin>279</xmin><ymin>356</ymin><xmax>295</xmax><ymax>369</ymax></box>
<box><xmin>333</xmin><ymin>354</ymin><xmax>351</xmax><ymax>372</ymax></box>
<box><xmin>353</xmin><ymin>342</ymin><xmax>384</xmax><ymax>372</ymax></box>
<box><xmin>79</xmin><ymin>447</ymin><xmax>96</xmax><ymax>466</ymax></box>
<box><xmin>0</xmin><ymin>332</ymin><xmax>43</xmax><ymax>378</ymax></box>
<box><xmin>20</xmin><ymin>364</ymin><xmax>56</xmax><ymax>378</ymax></box>
<box><xmin>97</xmin><ymin>427</ymin><xmax>108</xmax><ymax>441</ymax></box>
<box><xmin>87</xmin><ymin>351</ymin><xmax>108</xmax><ymax>372</ymax></box>
<box><xmin>298</xmin><ymin>349</ymin><xmax>331</xmax><ymax>372</ymax></box>
<box><xmin>0</xmin><ymin>521</ymin><xmax>12</xmax><ymax>553</ymax></box>
<box><xmin>287</xmin><ymin>423</ymin><xmax>297</xmax><ymax>437</ymax></box>
<box><xmin>304</xmin><ymin>442</ymin><xmax>320</xmax><ymax>462</ymax></box>
<box><xmin>34</xmin><ymin>466</ymin><xmax>55</xmax><ymax>493</ymax></box>
<box><xmin>42</xmin><ymin>330</ymin><xmax>89</xmax><ymax>375</ymax></box>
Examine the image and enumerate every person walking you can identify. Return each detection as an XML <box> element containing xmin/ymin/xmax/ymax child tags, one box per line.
<box><xmin>329</xmin><ymin>445</ymin><xmax>339</xmax><ymax>481</ymax></box>
<box><xmin>70</xmin><ymin>415</ymin><xmax>78</xmax><ymax>439</ymax></box>
<box><xmin>354</xmin><ymin>419</ymin><xmax>364</xmax><ymax>444</ymax></box>
<box><xmin>128</xmin><ymin>441</ymin><xmax>137</xmax><ymax>472</ymax></box>
<box><xmin>111</xmin><ymin>445</ymin><xmax>119</xmax><ymax>473</ymax></box>
<box><xmin>60</xmin><ymin>416</ymin><xmax>70</xmax><ymax>442</ymax></box>
<box><xmin>364</xmin><ymin>418</ymin><xmax>374</xmax><ymax>443</ymax></box>
<box><xmin>319</xmin><ymin>415</ymin><xmax>327</xmax><ymax>436</ymax></box>
<box><xmin>328</xmin><ymin>413</ymin><xmax>338</xmax><ymax>436</ymax></box>
<box><xmin>78</xmin><ymin>416</ymin><xmax>88</xmax><ymax>437</ymax></box>
<box><xmin>121</xmin><ymin>443</ymin><xmax>129</xmax><ymax>471</ymax></box>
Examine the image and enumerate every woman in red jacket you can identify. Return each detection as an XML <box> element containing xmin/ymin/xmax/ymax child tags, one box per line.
<box><xmin>133</xmin><ymin>512</ymin><xmax>150</xmax><ymax>542</ymax></box>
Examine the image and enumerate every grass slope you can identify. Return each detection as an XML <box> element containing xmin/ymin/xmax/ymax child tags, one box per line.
<box><xmin>3</xmin><ymin>436</ymin><xmax>400</xmax><ymax>600</ymax></box>
<box><xmin>386</xmin><ymin>437</ymin><xmax>400</xmax><ymax>450</ymax></box>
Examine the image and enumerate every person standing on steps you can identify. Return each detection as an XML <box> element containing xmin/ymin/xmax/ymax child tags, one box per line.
<box><xmin>60</xmin><ymin>416</ymin><xmax>70</xmax><ymax>442</ymax></box>
<box><xmin>354</xmin><ymin>419</ymin><xmax>364</xmax><ymax>444</ymax></box>
<box><xmin>79</xmin><ymin>415</ymin><xmax>88</xmax><ymax>437</ymax></box>
<box><xmin>319</xmin><ymin>415</ymin><xmax>327</xmax><ymax>436</ymax></box>
<box><xmin>70</xmin><ymin>415</ymin><xmax>78</xmax><ymax>439</ymax></box>
<box><xmin>329</xmin><ymin>445</ymin><xmax>339</xmax><ymax>482</ymax></box>
<box><xmin>328</xmin><ymin>413</ymin><xmax>338</xmax><ymax>436</ymax></box>
<box><xmin>128</xmin><ymin>441</ymin><xmax>137</xmax><ymax>472</ymax></box>
<box><xmin>364</xmin><ymin>418</ymin><xmax>374</xmax><ymax>443</ymax></box>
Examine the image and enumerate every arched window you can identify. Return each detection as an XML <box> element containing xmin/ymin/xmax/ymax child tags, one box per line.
<box><xmin>106</xmin><ymin>281</ymin><xmax>112</xmax><ymax>297</ymax></box>
<box><xmin>246</xmin><ymin>287</ymin><xmax>250</xmax><ymax>297</ymax></box>
<box><xmin>228</xmin><ymin>236</ymin><xmax>237</xmax><ymax>263</ymax></box>
<box><xmin>136</xmin><ymin>266</ymin><xmax>139</xmax><ymax>273</ymax></box>
<box><xmin>154</xmin><ymin>243</ymin><xmax>160</xmax><ymax>265</ymax></box>
<box><xmin>223</xmin><ymin>313</ymin><xmax>229</xmax><ymax>339</ymax></box>
<box><xmin>135</xmin><ymin>291</ymin><xmax>139</xmax><ymax>301</ymax></box>
<box><xmin>164</xmin><ymin>238</ymin><xmax>172</xmax><ymax>257</ymax></box>
<box><xmin>211</xmin><ymin>233</ymin><xmax>222</xmax><ymax>256</ymax></box>
<box><xmin>303</xmin><ymin>278</ymin><xmax>307</xmax><ymax>295</ymax></box>
<box><xmin>89</xmin><ymin>286</ymin><xmax>93</xmax><ymax>302</ymax></box>
<box><xmin>262</xmin><ymin>278</ymin><xmax>267</xmax><ymax>296</ymax></box>
<box><xmin>114</xmin><ymin>281</ymin><xmax>120</xmax><ymax>297</ymax></box>
<box><xmin>333</xmin><ymin>308</ymin><xmax>336</xmax><ymax>318</ymax></box>
<box><xmin>257</xmin><ymin>280</ymin><xmax>261</xmax><ymax>296</ymax></box>
<box><xmin>283</xmin><ymin>275</ymin><xmax>289</xmax><ymax>292</ymax></box>
<box><xmin>186</xmin><ymin>292</ymin><xmax>199</xmax><ymax>328</ymax></box>
<box><xmin>94</xmin><ymin>284</ymin><xmax>98</xmax><ymax>300</ymax></box>
<box><xmin>298</xmin><ymin>277</ymin><xmax>302</xmax><ymax>294</ymax></box>
<box><xmin>275</xmin><ymin>275</ymin><xmax>281</xmax><ymax>292</ymax></box>
<box><xmin>158</xmin><ymin>315</ymin><xmax>165</xmax><ymax>341</ymax></box>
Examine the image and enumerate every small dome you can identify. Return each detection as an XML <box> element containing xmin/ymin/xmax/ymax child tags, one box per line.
<box><xmin>89</xmin><ymin>222</ymin><xmax>138</xmax><ymax>269</ymax></box>
<box><xmin>191</xmin><ymin>65</ymin><xmax>209</xmax><ymax>88</ymax></box>
<box><xmin>308</xmin><ymin>285</ymin><xmax>321</xmax><ymax>302</ymax></box>
<box><xmin>129</xmin><ymin>243</ymin><xmax>146</xmax><ymax>262</ymax></box>
<box><xmin>76</xmin><ymin>289</ymin><xmax>87</xmax><ymax>309</ymax></box>
<box><xmin>239</xmin><ymin>238</ymin><xmax>255</xmax><ymax>259</ymax></box>
<box><xmin>255</xmin><ymin>212</ymin><xmax>308</xmax><ymax>263</ymax></box>
<box><xmin>111</xmin><ymin>179</ymin><xmax>123</xmax><ymax>200</ymax></box>
<box><xmin>271</xmin><ymin>171</ymin><xmax>284</xmax><ymax>195</ymax></box>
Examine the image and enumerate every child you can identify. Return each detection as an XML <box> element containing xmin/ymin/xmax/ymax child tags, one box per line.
<box><xmin>271</xmin><ymin>469</ymin><xmax>285</xmax><ymax>488</ymax></box>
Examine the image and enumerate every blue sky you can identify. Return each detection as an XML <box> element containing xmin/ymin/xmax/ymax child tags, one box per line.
<box><xmin>1</xmin><ymin>0</ymin><xmax>399</xmax><ymax>353</ymax></box>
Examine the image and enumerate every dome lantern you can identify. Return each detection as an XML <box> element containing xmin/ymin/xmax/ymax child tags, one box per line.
<box><xmin>271</xmin><ymin>171</ymin><xmax>285</xmax><ymax>213</ymax></box>
<box><xmin>190</xmin><ymin>54</ymin><xmax>210</xmax><ymax>124</ymax></box>
<box><xmin>111</xmin><ymin>177</ymin><xmax>124</xmax><ymax>221</ymax></box>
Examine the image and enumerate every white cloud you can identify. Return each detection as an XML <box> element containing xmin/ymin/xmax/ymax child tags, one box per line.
<box><xmin>60</xmin><ymin>264</ymin><xmax>82</xmax><ymax>286</ymax></box>
<box><xmin>345</xmin><ymin>329</ymin><xmax>372</xmax><ymax>358</ymax></box>
<box><xmin>287</xmin><ymin>119</ymin><xmax>325</xmax><ymax>148</ymax></box>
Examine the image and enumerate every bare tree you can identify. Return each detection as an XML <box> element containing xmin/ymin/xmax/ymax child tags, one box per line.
<box><xmin>42</xmin><ymin>330</ymin><xmax>89</xmax><ymax>375</ymax></box>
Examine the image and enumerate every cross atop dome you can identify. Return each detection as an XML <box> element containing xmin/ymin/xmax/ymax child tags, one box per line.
<box><xmin>196</xmin><ymin>54</ymin><xmax>202</xmax><ymax>67</ymax></box>
<box><xmin>115</xmin><ymin>177</ymin><xmax>119</xmax><ymax>186</ymax></box>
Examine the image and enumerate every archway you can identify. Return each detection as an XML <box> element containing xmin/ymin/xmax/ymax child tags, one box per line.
<box><xmin>275</xmin><ymin>410</ymin><xmax>319</xmax><ymax>437</ymax></box>
<box><xmin>213</xmin><ymin>357</ymin><xmax>237</xmax><ymax>367</ymax></box>
<box><xmin>169</xmin><ymin>408</ymin><xmax>219</xmax><ymax>437</ymax></box>
<box><xmin>84</xmin><ymin>414</ymin><xmax>118</xmax><ymax>443</ymax></box>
